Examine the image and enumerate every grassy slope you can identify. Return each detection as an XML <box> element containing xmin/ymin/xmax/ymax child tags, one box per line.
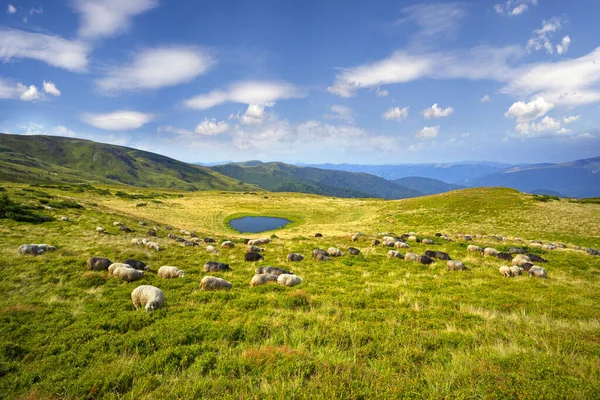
<box><xmin>392</xmin><ymin>176</ymin><xmax>465</xmax><ymax>195</ymax></box>
<box><xmin>0</xmin><ymin>133</ymin><xmax>254</xmax><ymax>192</ymax></box>
<box><xmin>0</xmin><ymin>184</ymin><xmax>599</xmax><ymax>399</ymax></box>
<box><xmin>212</xmin><ymin>162</ymin><xmax>424</xmax><ymax>199</ymax></box>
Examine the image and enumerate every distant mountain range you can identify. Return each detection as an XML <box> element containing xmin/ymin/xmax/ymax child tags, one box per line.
<box><xmin>392</xmin><ymin>177</ymin><xmax>465</xmax><ymax>195</ymax></box>
<box><xmin>211</xmin><ymin>162</ymin><xmax>423</xmax><ymax>199</ymax></box>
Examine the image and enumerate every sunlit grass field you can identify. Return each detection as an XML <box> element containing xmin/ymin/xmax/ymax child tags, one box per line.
<box><xmin>1</xmin><ymin>183</ymin><xmax>599</xmax><ymax>399</ymax></box>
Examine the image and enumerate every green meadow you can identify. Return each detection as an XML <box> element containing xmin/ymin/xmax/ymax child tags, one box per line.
<box><xmin>1</xmin><ymin>184</ymin><xmax>599</xmax><ymax>399</ymax></box>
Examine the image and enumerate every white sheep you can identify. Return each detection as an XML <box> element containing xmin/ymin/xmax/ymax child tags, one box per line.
<box><xmin>113</xmin><ymin>221</ymin><xmax>123</xmax><ymax>226</ymax></box>
<box><xmin>96</xmin><ymin>226</ymin><xmax>105</xmax><ymax>233</ymax></box>
<box><xmin>404</xmin><ymin>253</ymin><xmax>419</xmax><ymax>262</ymax></box>
<box><xmin>113</xmin><ymin>267</ymin><xmax>144</xmax><ymax>282</ymax></box>
<box><xmin>447</xmin><ymin>260</ymin><xmax>466</xmax><ymax>271</ymax></box>
<box><xmin>221</xmin><ymin>241</ymin><xmax>235</xmax><ymax>248</ymax></box>
<box><xmin>467</xmin><ymin>245</ymin><xmax>481</xmax><ymax>252</ymax></box>
<box><xmin>108</xmin><ymin>263</ymin><xmax>133</xmax><ymax>275</ymax></box>
<box><xmin>248</xmin><ymin>238</ymin><xmax>271</xmax><ymax>246</ymax></box>
<box><xmin>200</xmin><ymin>276</ymin><xmax>232</xmax><ymax>290</ymax></box>
<box><xmin>327</xmin><ymin>247</ymin><xmax>344</xmax><ymax>257</ymax></box>
<box><xmin>407</xmin><ymin>235</ymin><xmax>418</xmax><ymax>242</ymax></box>
<box><xmin>387</xmin><ymin>250</ymin><xmax>403</xmax><ymax>259</ymax></box>
<box><xmin>509</xmin><ymin>266</ymin><xmax>523</xmax><ymax>276</ymax></box>
<box><xmin>395</xmin><ymin>241</ymin><xmax>409</xmax><ymax>249</ymax></box>
<box><xmin>422</xmin><ymin>239</ymin><xmax>434</xmax><ymax>245</ymax></box>
<box><xmin>249</xmin><ymin>274</ymin><xmax>278</xmax><ymax>287</ymax></box>
<box><xmin>528</xmin><ymin>266</ymin><xmax>547</xmax><ymax>278</ymax></box>
<box><xmin>512</xmin><ymin>254</ymin><xmax>531</xmax><ymax>266</ymax></box>
<box><xmin>131</xmin><ymin>238</ymin><xmax>143</xmax><ymax>246</ymax></box>
<box><xmin>59</xmin><ymin>216</ymin><xmax>70</xmax><ymax>222</ymax></box>
<box><xmin>248</xmin><ymin>245</ymin><xmax>264</xmax><ymax>252</ymax></box>
<box><xmin>499</xmin><ymin>266</ymin><xmax>512</xmax><ymax>277</ymax></box>
<box><xmin>483</xmin><ymin>247</ymin><xmax>499</xmax><ymax>257</ymax></box>
<box><xmin>287</xmin><ymin>253</ymin><xmax>304</xmax><ymax>262</ymax></box>
<box><xmin>206</xmin><ymin>245</ymin><xmax>217</xmax><ymax>253</ymax></box>
<box><xmin>157</xmin><ymin>266</ymin><xmax>185</xmax><ymax>279</ymax></box>
<box><xmin>131</xmin><ymin>285</ymin><xmax>164</xmax><ymax>312</ymax></box>
<box><xmin>18</xmin><ymin>244</ymin><xmax>44</xmax><ymax>256</ymax></box>
<box><xmin>277</xmin><ymin>274</ymin><xmax>302</xmax><ymax>287</ymax></box>
<box><xmin>146</xmin><ymin>242</ymin><xmax>160</xmax><ymax>251</ymax></box>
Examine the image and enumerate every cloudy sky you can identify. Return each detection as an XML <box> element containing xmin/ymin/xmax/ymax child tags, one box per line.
<box><xmin>1</xmin><ymin>0</ymin><xmax>599</xmax><ymax>164</ymax></box>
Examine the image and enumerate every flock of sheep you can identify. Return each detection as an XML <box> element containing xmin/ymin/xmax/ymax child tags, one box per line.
<box><xmin>17</xmin><ymin>219</ymin><xmax>600</xmax><ymax>313</ymax></box>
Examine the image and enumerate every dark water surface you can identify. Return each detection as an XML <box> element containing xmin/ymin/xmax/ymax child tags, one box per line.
<box><xmin>229</xmin><ymin>216</ymin><xmax>291</xmax><ymax>233</ymax></box>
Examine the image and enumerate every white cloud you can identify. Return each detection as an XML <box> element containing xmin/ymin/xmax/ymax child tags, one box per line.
<box><xmin>24</xmin><ymin>122</ymin><xmax>78</xmax><ymax>137</ymax></box>
<box><xmin>29</xmin><ymin>6</ymin><xmax>43</xmax><ymax>15</ymax></box>
<box><xmin>505</xmin><ymin>97</ymin><xmax>554</xmax><ymax>122</ymax></box>
<box><xmin>422</xmin><ymin>103</ymin><xmax>454</xmax><ymax>119</ymax></box>
<box><xmin>325</xmin><ymin>105</ymin><xmax>354</xmax><ymax>123</ymax></box>
<box><xmin>563</xmin><ymin>115</ymin><xmax>580</xmax><ymax>124</ymax></box>
<box><xmin>18</xmin><ymin>84</ymin><xmax>39</xmax><ymax>101</ymax></box>
<box><xmin>80</xmin><ymin>110</ymin><xmax>154</xmax><ymax>130</ymax></box>
<box><xmin>480</xmin><ymin>94</ymin><xmax>491</xmax><ymax>102</ymax></box>
<box><xmin>157</xmin><ymin>125</ymin><xmax>193</xmax><ymax>136</ymax></box>
<box><xmin>43</xmin><ymin>81</ymin><xmax>61</xmax><ymax>96</ymax></box>
<box><xmin>185</xmin><ymin>80</ymin><xmax>304</xmax><ymax>110</ymax></box>
<box><xmin>394</xmin><ymin>3</ymin><xmax>465</xmax><ymax>43</ymax></box>
<box><xmin>376</xmin><ymin>88</ymin><xmax>388</xmax><ymax>97</ymax></box>
<box><xmin>73</xmin><ymin>0</ymin><xmax>158</xmax><ymax>39</ymax></box>
<box><xmin>194</xmin><ymin>119</ymin><xmax>230</xmax><ymax>135</ymax></box>
<box><xmin>7</xmin><ymin>4</ymin><xmax>16</xmax><ymax>14</ymax></box>
<box><xmin>238</xmin><ymin>103</ymin><xmax>274</xmax><ymax>125</ymax></box>
<box><xmin>556</xmin><ymin>36</ymin><xmax>571</xmax><ymax>55</ymax></box>
<box><xmin>494</xmin><ymin>0</ymin><xmax>537</xmax><ymax>17</ymax></box>
<box><xmin>382</xmin><ymin>106</ymin><xmax>409</xmax><ymax>121</ymax></box>
<box><xmin>556</xmin><ymin>127</ymin><xmax>570</xmax><ymax>134</ymax></box>
<box><xmin>96</xmin><ymin>46</ymin><xmax>215</xmax><ymax>94</ymax></box>
<box><xmin>416</xmin><ymin>125</ymin><xmax>439</xmax><ymax>140</ymax></box>
<box><xmin>0</xmin><ymin>28</ymin><xmax>90</xmax><ymax>72</ymax></box>
<box><xmin>515</xmin><ymin>116</ymin><xmax>561</xmax><ymax>135</ymax></box>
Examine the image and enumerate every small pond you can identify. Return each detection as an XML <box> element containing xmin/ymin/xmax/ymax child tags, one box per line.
<box><xmin>229</xmin><ymin>216</ymin><xmax>291</xmax><ymax>233</ymax></box>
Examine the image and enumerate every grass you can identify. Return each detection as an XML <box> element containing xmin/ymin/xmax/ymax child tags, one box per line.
<box><xmin>0</xmin><ymin>184</ymin><xmax>599</xmax><ymax>399</ymax></box>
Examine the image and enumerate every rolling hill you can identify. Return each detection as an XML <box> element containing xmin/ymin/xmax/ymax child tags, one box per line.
<box><xmin>392</xmin><ymin>176</ymin><xmax>465</xmax><ymax>195</ymax></box>
<box><xmin>0</xmin><ymin>133</ymin><xmax>255</xmax><ymax>192</ymax></box>
<box><xmin>211</xmin><ymin>161</ymin><xmax>423</xmax><ymax>199</ymax></box>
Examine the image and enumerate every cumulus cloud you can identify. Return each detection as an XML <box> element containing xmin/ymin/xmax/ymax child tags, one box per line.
<box><xmin>43</xmin><ymin>81</ymin><xmax>61</xmax><ymax>96</ymax></box>
<box><xmin>185</xmin><ymin>80</ymin><xmax>305</xmax><ymax>110</ymax></box>
<box><xmin>73</xmin><ymin>0</ymin><xmax>158</xmax><ymax>39</ymax></box>
<box><xmin>376</xmin><ymin>88</ymin><xmax>388</xmax><ymax>97</ymax></box>
<box><xmin>416</xmin><ymin>125</ymin><xmax>440</xmax><ymax>140</ymax></box>
<box><xmin>527</xmin><ymin>17</ymin><xmax>568</xmax><ymax>55</ymax></box>
<box><xmin>0</xmin><ymin>79</ymin><xmax>46</xmax><ymax>101</ymax></box>
<box><xmin>515</xmin><ymin>116</ymin><xmax>561</xmax><ymax>136</ymax></box>
<box><xmin>96</xmin><ymin>46</ymin><xmax>215</xmax><ymax>94</ymax></box>
<box><xmin>325</xmin><ymin>105</ymin><xmax>354</xmax><ymax>123</ymax></box>
<box><xmin>505</xmin><ymin>97</ymin><xmax>554</xmax><ymax>122</ymax></box>
<box><xmin>382</xmin><ymin>106</ymin><xmax>409</xmax><ymax>121</ymax></box>
<box><xmin>494</xmin><ymin>0</ymin><xmax>537</xmax><ymax>16</ymax></box>
<box><xmin>194</xmin><ymin>119</ymin><xmax>230</xmax><ymax>135</ymax></box>
<box><xmin>80</xmin><ymin>110</ymin><xmax>154</xmax><ymax>130</ymax></box>
<box><xmin>0</xmin><ymin>28</ymin><xmax>90</xmax><ymax>72</ymax></box>
<box><xmin>563</xmin><ymin>115</ymin><xmax>580</xmax><ymax>124</ymax></box>
<box><xmin>24</xmin><ymin>122</ymin><xmax>78</xmax><ymax>137</ymax></box>
<box><xmin>556</xmin><ymin>36</ymin><xmax>571</xmax><ymax>55</ymax></box>
<box><xmin>480</xmin><ymin>94</ymin><xmax>491</xmax><ymax>102</ymax></box>
<box><xmin>7</xmin><ymin>4</ymin><xmax>16</xmax><ymax>14</ymax></box>
<box><xmin>422</xmin><ymin>103</ymin><xmax>454</xmax><ymax>119</ymax></box>
<box><xmin>18</xmin><ymin>84</ymin><xmax>39</xmax><ymax>101</ymax></box>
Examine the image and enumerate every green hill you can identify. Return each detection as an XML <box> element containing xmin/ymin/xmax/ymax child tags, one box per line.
<box><xmin>0</xmin><ymin>133</ymin><xmax>254</xmax><ymax>191</ymax></box>
<box><xmin>211</xmin><ymin>161</ymin><xmax>423</xmax><ymax>199</ymax></box>
<box><xmin>392</xmin><ymin>176</ymin><xmax>465</xmax><ymax>195</ymax></box>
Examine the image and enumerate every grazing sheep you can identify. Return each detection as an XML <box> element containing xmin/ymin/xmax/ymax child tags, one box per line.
<box><xmin>200</xmin><ymin>276</ymin><xmax>232</xmax><ymax>290</ymax></box>
<box><xmin>131</xmin><ymin>238</ymin><xmax>143</xmax><ymax>246</ymax></box>
<box><xmin>527</xmin><ymin>254</ymin><xmax>548</xmax><ymax>263</ymax></box>
<box><xmin>287</xmin><ymin>253</ymin><xmax>305</xmax><ymax>262</ymax></box>
<box><xmin>204</xmin><ymin>237</ymin><xmax>216</xmax><ymax>243</ymax></box>
<box><xmin>586</xmin><ymin>248</ymin><xmax>600</xmax><ymax>256</ymax></box>
<box><xmin>277</xmin><ymin>274</ymin><xmax>302</xmax><ymax>287</ymax></box>
<box><xmin>483</xmin><ymin>248</ymin><xmax>499</xmax><ymax>257</ymax></box>
<box><xmin>327</xmin><ymin>247</ymin><xmax>344</xmax><ymax>257</ymax></box>
<box><xmin>347</xmin><ymin>247</ymin><xmax>360</xmax><ymax>255</ymax></box>
<box><xmin>447</xmin><ymin>260</ymin><xmax>466</xmax><ymax>271</ymax></box>
<box><xmin>255</xmin><ymin>266</ymin><xmax>291</xmax><ymax>276</ymax></box>
<box><xmin>203</xmin><ymin>261</ymin><xmax>231</xmax><ymax>272</ymax></box>
<box><xmin>422</xmin><ymin>239</ymin><xmax>435</xmax><ymax>245</ymax></box>
<box><xmin>463</xmin><ymin>235</ymin><xmax>473</xmax><ymax>241</ymax></box>
<box><xmin>248</xmin><ymin>238</ymin><xmax>272</xmax><ymax>246</ymax></box>
<box><xmin>131</xmin><ymin>285</ymin><xmax>164</xmax><ymax>312</ymax></box>
<box><xmin>142</xmin><ymin>238</ymin><xmax>149</xmax><ymax>245</ymax></box>
<box><xmin>372</xmin><ymin>239</ymin><xmax>381</xmax><ymax>246</ymax></box>
<box><xmin>18</xmin><ymin>244</ymin><xmax>45</xmax><ymax>256</ymax></box>
<box><xmin>528</xmin><ymin>266</ymin><xmax>547</xmax><ymax>278</ymax></box>
<box><xmin>153</xmin><ymin>226</ymin><xmax>160</xmax><ymax>232</ymax></box>
<box><xmin>316</xmin><ymin>254</ymin><xmax>331</xmax><ymax>262</ymax></box>
<box><xmin>248</xmin><ymin>245</ymin><xmax>264</xmax><ymax>252</ymax></box>
<box><xmin>108</xmin><ymin>263</ymin><xmax>133</xmax><ymax>275</ymax></box>
<box><xmin>175</xmin><ymin>237</ymin><xmax>185</xmax><ymax>243</ymax></box>
<box><xmin>180</xmin><ymin>229</ymin><xmax>190</xmax><ymax>235</ymax></box>
<box><xmin>146</xmin><ymin>242</ymin><xmax>161</xmax><ymax>251</ymax></box>
<box><xmin>404</xmin><ymin>253</ymin><xmax>420</xmax><ymax>262</ymax></box>
<box><xmin>221</xmin><ymin>241</ymin><xmax>235</xmax><ymax>249</ymax></box>
<box><xmin>542</xmin><ymin>244</ymin><xmax>556</xmax><ymax>250</ymax></box>
<box><xmin>512</xmin><ymin>254</ymin><xmax>531</xmax><ymax>266</ymax></box>
<box><xmin>499</xmin><ymin>266</ymin><xmax>512</xmax><ymax>277</ymax></box>
<box><xmin>147</xmin><ymin>230</ymin><xmax>157</xmax><ymax>237</ymax></box>
<box><xmin>351</xmin><ymin>235</ymin><xmax>358</xmax><ymax>242</ymax></box>
<box><xmin>387</xmin><ymin>250</ymin><xmax>403</xmax><ymax>259</ymax></box>
<box><xmin>496</xmin><ymin>252</ymin><xmax>512</xmax><ymax>261</ymax></box>
<box><xmin>96</xmin><ymin>226</ymin><xmax>105</xmax><ymax>233</ymax></box>
<box><xmin>382</xmin><ymin>239</ymin><xmax>396</xmax><ymax>247</ymax></box>
<box><xmin>165</xmin><ymin>226</ymin><xmax>173</xmax><ymax>231</ymax></box>
<box><xmin>191</xmin><ymin>237</ymin><xmax>202</xmax><ymax>243</ymax></box>
<box><xmin>120</xmin><ymin>225</ymin><xmax>133</xmax><ymax>232</ymax></box>
<box><xmin>59</xmin><ymin>216</ymin><xmax>70</xmax><ymax>222</ymax></box>
<box><xmin>113</xmin><ymin>221</ymin><xmax>123</xmax><ymax>226</ymax></box>
<box><xmin>509</xmin><ymin>247</ymin><xmax>526</xmax><ymax>254</ymax></box>
<box><xmin>138</xmin><ymin>221</ymin><xmax>147</xmax><ymax>226</ymax></box>
<box><xmin>249</xmin><ymin>274</ymin><xmax>278</xmax><ymax>287</ymax></box>
<box><xmin>407</xmin><ymin>235</ymin><xmax>418</xmax><ymax>242</ymax></box>
<box><xmin>189</xmin><ymin>231</ymin><xmax>198</xmax><ymax>237</ymax></box>
<box><xmin>467</xmin><ymin>245</ymin><xmax>482</xmax><ymax>252</ymax></box>
<box><xmin>206</xmin><ymin>245</ymin><xmax>217</xmax><ymax>253</ymax></box>
<box><xmin>521</xmin><ymin>263</ymin><xmax>534</xmax><ymax>271</ymax></box>
<box><xmin>424</xmin><ymin>250</ymin><xmax>451</xmax><ymax>260</ymax></box>
<box><xmin>530</xmin><ymin>242</ymin><xmax>543</xmax><ymax>248</ymax></box>
<box><xmin>113</xmin><ymin>267</ymin><xmax>144</xmax><ymax>282</ymax></box>
<box><xmin>87</xmin><ymin>257</ymin><xmax>112</xmax><ymax>271</ymax></box>
<box><xmin>435</xmin><ymin>233</ymin><xmax>442</xmax><ymax>237</ymax></box>
<box><xmin>123</xmin><ymin>259</ymin><xmax>150</xmax><ymax>271</ymax></box>
<box><xmin>245</xmin><ymin>252</ymin><xmax>264</xmax><ymax>262</ymax></box>
<box><xmin>418</xmin><ymin>255</ymin><xmax>434</xmax><ymax>265</ymax></box>
<box><xmin>509</xmin><ymin>266</ymin><xmax>523</xmax><ymax>276</ymax></box>
<box><xmin>183</xmin><ymin>241</ymin><xmax>198</xmax><ymax>247</ymax></box>
<box><xmin>157</xmin><ymin>266</ymin><xmax>185</xmax><ymax>279</ymax></box>
<box><xmin>315</xmin><ymin>233</ymin><xmax>323</xmax><ymax>238</ymax></box>
<box><xmin>313</xmin><ymin>249</ymin><xmax>328</xmax><ymax>258</ymax></box>
<box><xmin>168</xmin><ymin>233</ymin><xmax>178</xmax><ymax>240</ymax></box>
<box><xmin>394</xmin><ymin>241</ymin><xmax>409</xmax><ymax>249</ymax></box>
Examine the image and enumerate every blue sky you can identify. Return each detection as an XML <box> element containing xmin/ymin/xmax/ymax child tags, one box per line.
<box><xmin>1</xmin><ymin>0</ymin><xmax>599</xmax><ymax>164</ymax></box>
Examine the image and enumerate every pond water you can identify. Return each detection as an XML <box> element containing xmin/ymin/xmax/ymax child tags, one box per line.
<box><xmin>229</xmin><ymin>216</ymin><xmax>291</xmax><ymax>233</ymax></box>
